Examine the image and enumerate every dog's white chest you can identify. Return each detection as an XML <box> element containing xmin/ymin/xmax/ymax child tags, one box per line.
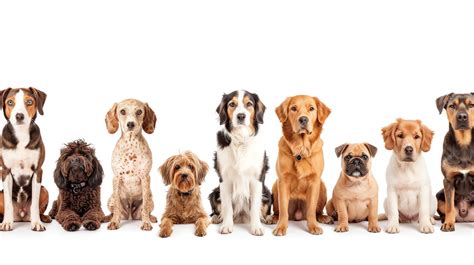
<box><xmin>2</xmin><ymin>129</ymin><xmax>40</xmax><ymax>176</ymax></box>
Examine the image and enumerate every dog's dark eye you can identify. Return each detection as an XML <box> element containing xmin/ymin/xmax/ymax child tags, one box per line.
<box><xmin>246</xmin><ymin>101</ymin><xmax>253</xmax><ymax>107</ymax></box>
<box><xmin>362</xmin><ymin>154</ymin><xmax>368</xmax><ymax>160</ymax></box>
<box><xmin>188</xmin><ymin>165</ymin><xmax>194</xmax><ymax>170</ymax></box>
<box><xmin>290</xmin><ymin>106</ymin><xmax>297</xmax><ymax>112</ymax></box>
<box><xmin>228</xmin><ymin>102</ymin><xmax>236</xmax><ymax>108</ymax></box>
<box><xmin>120</xmin><ymin>109</ymin><xmax>126</xmax><ymax>115</ymax></box>
<box><xmin>309</xmin><ymin>106</ymin><xmax>315</xmax><ymax>111</ymax></box>
<box><xmin>448</xmin><ymin>104</ymin><xmax>456</xmax><ymax>109</ymax></box>
<box><xmin>136</xmin><ymin>110</ymin><xmax>143</xmax><ymax>116</ymax></box>
<box><xmin>414</xmin><ymin>135</ymin><xmax>421</xmax><ymax>140</ymax></box>
<box><xmin>6</xmin><ymin>100</ymin><xmax>14</xmax><ymax>106</ymax></box>
<box><xmin>25</xmin><ymin>99</ymin><xmax>34</xmax><ymax>106</ymax></box>
<box><xmin>397</xmin><ymin>134</ymin><xmax>403</xmax><ymax>139</ymax></box>
<box><xmin>174</xmin><ymin>165</ymin><xmax>181</xmax><ymax>170</ymax></box>
<box><xmin>344</xmin><ymin>155</ymin><xmax>352</xmax><ymax>161</ymax></box>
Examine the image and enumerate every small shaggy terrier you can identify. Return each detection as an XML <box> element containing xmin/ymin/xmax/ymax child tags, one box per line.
<box><xmin>158</xmin><ymin>151</ymin><xmax>209</xmax><ymax>237</ymax></box>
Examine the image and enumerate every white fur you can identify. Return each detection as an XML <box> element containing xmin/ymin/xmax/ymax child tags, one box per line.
<box><xmin>383</xmin><ymin>153</ymin><xmax>436</xmax><ymax>234</ymax></box>
<box><xmin>218</xmin><ymin>90</ymin><xmax>265</xmax><ymax>236</ymax></box>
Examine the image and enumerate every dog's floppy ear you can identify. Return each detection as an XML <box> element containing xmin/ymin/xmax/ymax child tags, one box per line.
<box><xmin>381</xmin><ymin>120</ymin><xmax>399</xmax><ymax>150</ymax></box>
<box><xmin>335</xmin><ymin>143</ymin><xmax>349</xmax><ymax>158</ymax></box>
<box><xmin>105</xmin><ymin>103</ymin><xmax>119</xmax><ymax>134</ymax></box>
<box><xmin>436</xmin><ymin>93</ymin><xmax>453</xmax><ymax>114</ymax></box>
<box><xmin>419</xmin><ymin>121</ymin><xmax>434</xmax><ymax>152</ymax></box>
<box><xmin>314</xmin><ymin>97</ymin><xmax>331</xmax><ymax>125</ymax></box>
<box><xmin>363</xmin><ymin>143</ymin><xmax>378</xmax><ymax>157</ymax></box>
<box><xmin>216</xmin><ymin>94</ymin><xmax>228</xmax><ymax>125</ymax></box>
<box><xmin>142</xmin><ymin>103</ymin><xmax>157</xmax><ymax>134</ymax></box>
<box><xmin>275</xmin><ymin>97</ymin><xmax>291</xmax><ymax>123</ymax></box>
<box><xmin>252</xmin><ymin>93</ymin><xmax>266</xmax><ymax>124</ymax></box>
<box><xmin>0</xmin><ymin>88</ymin><xmax>12</xmax><ymax>119</ymax></box>
<box><xmin>159</xmin><ymin>156</ymin><xmax>175</xmax><ymax>186</ymax></box>
<box><xmin>54</xmin><ymin>160</ymin><xmax>68</xmax><ymax>189</ymax></box>
<box><xmin>88</xmin><ymin>156</ymin><xmax>104</xmax><ymax>187</ymax></box>
<box><xmin>28</xmin><ymin>87</ymin><xmax>47</xmax><ymax>115</ymax></box>
<box><xmin>195</xmin><ymin>157</ymin><xmax>209</xmax><ymax>185</ymax></box>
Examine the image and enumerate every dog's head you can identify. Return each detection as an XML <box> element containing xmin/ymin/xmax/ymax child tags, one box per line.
<box><xmin>0</xmin><ymin>87</ymin><xmax>47</xmax><ymax>125</ymax></box>
<box><xmin>216</xmin><ymin>90</ymin><xmax>266</xmax><ymax>136</ymax></box>
<box><xmin>105</xmin><ymin>99</ymin><xmax>157</xmax><ymax>135</ymax></box>
<box><xmin>382</xmin><ymin>118</ymin><xmax>434</xmax><ymax>162</ymax></box>
<box><xmin>436</xmin><ymin>93</ymin><xmax>474</xmax><ymax>131</ymax></box>
<box><xmin>335</xmin><ymin>143</ymin><xmax>377</xmax><ymax>180</ymax></box>
<box><xmin>276</xmin><ymin>95</ymin><xmax>330</xmax><ymax>136</ymax></box>
<box><xmin>54</xmin><ymin>139</ymin><xmax>103</xmax><ymax>189</ymax></box>
<box><xmin>159</xmin><ymin>151</ymin><xmax>209</xmax><ymax>194</ymax></box>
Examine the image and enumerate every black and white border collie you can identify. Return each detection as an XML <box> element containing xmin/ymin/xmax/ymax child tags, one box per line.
<box><xmin>209</xmin><ymin>90</ymin><xmax>272</xmax><ymax>236</ymax></box>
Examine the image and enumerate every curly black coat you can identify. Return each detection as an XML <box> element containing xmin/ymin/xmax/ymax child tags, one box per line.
<box><xmin>49</xmin><ymin>139</ymin><xmax>106</xmax><ymax>231</ymax></box>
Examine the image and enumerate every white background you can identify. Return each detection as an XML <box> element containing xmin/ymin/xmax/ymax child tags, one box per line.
<box><xmin>0</xmin><ymin>0</ymin><xmax>472</xmax><ymax>264</ymax></box>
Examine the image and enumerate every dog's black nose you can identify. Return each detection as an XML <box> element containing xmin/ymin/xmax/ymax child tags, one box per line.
<box><xmin>405</xmin><ymin>146</ymin><xmax>413</xmax><ymax>155</ymax></box>
<box><xmin>237</xmin><ymin>113</ymin><xmax>246</xmax><ymax>122</ymax></box>
<box><xmin>353</xmin><ymin>158</ymin><xmax>362</xmax><ymax>165</ymax></box>
<box><xmin>127</xmin><ymin>122</ymin><xmax>135</xmax><ymax>129</ymax></box>
<box><xmin>457</xmin><ymin>112</ymin><xmax>468</xmax><ymax>122</ymax></box>
<box><xmin>181</xmin><ymin>173</ymin><xmax>189</xmax><ymax>179</ymax></box>
<box><xmin>299</xmin><ymin>116</ymin><xmax>308</xmax><ymax>126</ymax></box>
<box><xmin>16</xmin><ymin>113</ymin><xmax>25</xmax><ymax>121</ymax></box>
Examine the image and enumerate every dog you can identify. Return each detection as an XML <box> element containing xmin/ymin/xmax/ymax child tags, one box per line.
<box><xmin>48</xmin><ymin>140</ymin><xmax>106</xmax><ymax>231</ymax></box>
<box><xmin>208</xmin><ymin>90</ymin><xmax>272</xmax><ymax>236</ymax></box>
<box><xmin>272</xmin><ymin>95</ymin><xmax>332</xmax><ymax>236</ymax></box>
<box><xmin>436</xmin><ymin>92</ymin><xmax>474</xmax><ymax>231</ymax></box>
<box><xmin>381</xmin><ymin>118</ymin><xmax>436</xmax><ymax>234</ymax></box>
<box><xmin>105</xmin><ymin>99</ymin><xmax>158</xmax><ymax>230</ymax></box>
<box><xmin>158</xmin><ymin>151</ymin><xmax>210</xmax><ymax>237</ymax></box>
<box><xmin>0</xmin><ymin>87</ymin><xmax>51</xmax><ymax>231</ymax></box>
<box><xmin>326</xmin><ymin>143</ymin><xmax>381</xmax><ymax>233</ymax></box>
<box><xmin>435</xmin><ymin>174</ymin><xmax>474</xmax><ymax>223</ymax></box>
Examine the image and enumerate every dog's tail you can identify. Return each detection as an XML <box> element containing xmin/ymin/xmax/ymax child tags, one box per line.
<box><xmin>378</xmin><ymin>213</ymin><xmax>388</xmax><ymax>221</ymax></box>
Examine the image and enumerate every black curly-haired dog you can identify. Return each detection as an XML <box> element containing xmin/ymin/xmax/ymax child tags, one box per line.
<box><xmin>49</xmin><ymin>139</ymin><xmax>106</xmax><ymax>231</ymax></box>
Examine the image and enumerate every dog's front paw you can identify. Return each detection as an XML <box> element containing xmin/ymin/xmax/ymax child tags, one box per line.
<box><xmin>334</xmin><ymin>224</ymin><xmax>349</xmax><ymax>233</ymax></box>
<box><xmin>32</xmin><ymin>222</ymin><xmax>46</xmax><ymax>232</ymax></box>
<box><xmin>63</xmin><ymin>220</ymin><xmax>80</xmax><ymax>232</ymax></box>
<box><xmin>83</xmin><ymin>220</ymin><xmax>100</xmax><ymax>231</ymax></box>
<box><xmin>141</xmin><ymin>221</ymin><xmax>153</xmax><ymax>231</ymax></box>
<box><xmin>318</xmin><ymin>215</ymin><xmax>334</xmax><ymax>225</ymax></box>
<box><xmin>261</xmin><ymin>215</ymin><xmax>273</xmax><ymax>225</ymax></box>
<box><xmin>419</xmin><ymin>223</ymin><xmax>434</xmax><ymax>234</ymax></box>
<box><xmin>440</xmin><ymin>222</ymin><xmax>455</xmax><ymax>232</ymax></box>
<box><xmin>211</xmin><ymin>215</ymin><xmax>222</xmax><ymax>224</ymax></box>
<box><xmin>368</xmin><ymin>224</ymin><xmax>381</xmax><ymax>233</ymax></box>
<box><xmin>385</xmin><ymin>223</ymin><xmax>400</xmax><ymax>234</ymax></box>
<box><xmin>270</xmin><ymin>214</ymin><xmax>279</xmax><ymax>225</ymax></box>
<box><xmin>272</xmin><ymin>224</ymin><xmax>287</xmax><ymax>236</ymax></box>
<box><xmin>219</xmin><ymin>224</ymin><xmax>233</xmax><ymax>234</ymax></box>
<box><xmin>308</xmin><ymin>222</ymin><xmax>324</xmax><ymax>235</ymax></box>
<box><xmin>0</xmin><ymin>222</ymin><xmax>13</xmax><ymax>231</ymax></box>
<box><xmin>159</xmin><ymin>227</ymin><xmax>172</xmax><ymax>238</ymax></box>
<box><xmin>195</xmin><ymin>227</ymin><xmax>207</xmax><ymax>237</ymax></box>
<box><xmin>107</xmin><ymin>221</ymin><xmax>120</xmax><ymax>230</ymax></box>
<box><xmin>250</xmin><ymin>225</ymin><xmax>265</xmax><ymax>236</ymax></box>
<box><xmin>150</xmin><ymin>215</ymin><xmax>158</xmax><ymax>223</ymax></box>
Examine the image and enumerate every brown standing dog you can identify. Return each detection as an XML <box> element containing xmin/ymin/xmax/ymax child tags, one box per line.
<box><xmin>272</xmin><ymin>95</ymin><xmax>332</xmax><ymax>236</ymax></box>
<box><xmin>326</xmin><ymin>143</ymin><xmax>381</xmax><ymax>233</ymax></box>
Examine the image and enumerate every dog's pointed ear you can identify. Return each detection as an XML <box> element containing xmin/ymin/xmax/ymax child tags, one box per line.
<box><xmin>436</xmin><ymin>93</ymin><xmax>453</xmax><ymax>114</ymax></box>
<box><xmin>335</xmin><ymin>143</ymin><xmax>349</xmax><ymax>158</ymax></box>
<box><xmin>275</xmin><ymin>97</ymin><xmax>291</xmax><ymax>123</ymax></box>
<box><xmin>105</xmin><ymin>103</ymin><xmax>119</xmax><ymax>134</ymax></box>
<box><xmin>216</xmin><ymin>94</ymin><xmax>228</xmax><ymax>125</ymax></box>
<box><xmin>142</xmin><ymin>103</ymin><xmax>157</xmax><ymax>134</ymax></box>
<box><xmin>28</xmin><ymin>87</ymin><xmax>47</xmax><ymax>116</ymax></box>
<box><xmin>314</xmin><ymin>97</ymin><xmax>331</xmax><ymax>125</ymax></box>
<box><xmin>381</xmin><ymin>119</ymin><xmax>399</xmax><ymax>150</ymax></box>
<box><xmin>88</xmin><ymin>156</ymin><xmax>104</xmax><ymax>187</ymax></box>
<box><xmin>364</xmin><ymin>143</ymin><xmax>378</xmax><ymax>157</ymax></box>
<box><xmin>54</xmin><ymin>160</ymin><xmax>68</xmax><ymax>189</ymax></box>
<box><xmin>0</xmin><ymin>88</ymin><xmax>12</xmax><ymax>119</ymax></box>
<box><xmin>159</xmin><ymin>156</ymin><xmax>175</xmax><ymax>186</ymax></box>
<box><xmin>418</xmin><ymin>121</ymin><xmax>434</xmax><ymax>152</ymax></box>
<box><xmin>195</xmin><ymin>157</ymin><xmax>209</xmax><ymax>185</ymax></box>
<box><xmin>252</xmin><ymin>93</ymin><xmax>266</xmax><ymax>124</ymax></box>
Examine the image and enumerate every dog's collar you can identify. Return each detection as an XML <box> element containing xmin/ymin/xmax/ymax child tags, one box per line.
<box><xmin>69</xmin><ymin>182</ymin><xmax>87</xmax><ymax>194</ymax></box>
<box><xmin>177</xmin><ymin>189</ymin><xmax>194</xmax><ymax>196</ymax></box>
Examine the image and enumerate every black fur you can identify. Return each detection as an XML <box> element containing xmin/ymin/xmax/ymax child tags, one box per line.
<box><xmin>216</xmin><ymin>131</ymin><xmax>231</xmax><ymax>149</ymax></box>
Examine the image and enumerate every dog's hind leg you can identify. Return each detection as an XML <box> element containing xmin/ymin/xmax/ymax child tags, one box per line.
<box><xmin>40</xmin><ymin>186</ymin><xmax>52</xmax><ymax>223</ymax></box>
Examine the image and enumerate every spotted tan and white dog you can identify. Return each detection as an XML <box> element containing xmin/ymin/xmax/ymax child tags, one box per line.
<box><xmin>105</xmin><ymin>99</ymin><xmax>157</xmax><ymax>230</ymax></box>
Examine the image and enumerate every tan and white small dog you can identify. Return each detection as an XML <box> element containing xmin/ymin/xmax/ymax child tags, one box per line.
<box><xmin>381</xmin><ymin>118</ymin><xmax>437</xmax><ymax>234</ymax></box>
<box><xmin>326</xmin><ymin>143</ymin><xmax>380</xmax><ymax>233</ymax></box>
<box><xmin>105</xmin><ymin>99</ymin><xmax>157</xmax><ymax>231</ymax></box>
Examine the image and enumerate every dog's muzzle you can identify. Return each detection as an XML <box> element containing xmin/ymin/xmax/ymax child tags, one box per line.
<box><xmin>455</xmin><ymin>111</ymin><xmax>470</xmax><ymax>130</ymax></box>
<box><xmin>345</xmin><ymin>158</ymin><xmax>368</xmax><ymax>177</ymax></box>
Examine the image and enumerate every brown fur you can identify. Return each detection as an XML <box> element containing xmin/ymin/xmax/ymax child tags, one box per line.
<box><xmin>0</xmin><ymin>186</ymin><xmax>51</xmax><ymax>223</ymax></box>
<box><xmin>158</xmin><ymin>152</ymin><xmax>209</xmax><ymax>237</ymax></box>
<box><xmin>48</xmin><ymin>140</ymin><xmax>106</xmax><ymax>231</ymax></box>
<box><xmin>326</xmin><ymin>143</ymin><xmax>380</xmax><ymax>233</ymax></box>
<box><xmin>272</xmin><ymin>95</ymin><xmax>332</xmax><ymax>236</ymax></box>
